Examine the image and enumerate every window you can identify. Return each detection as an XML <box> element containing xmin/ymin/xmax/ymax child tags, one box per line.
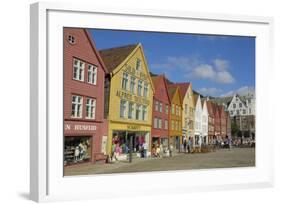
<box><xmin>248</xmin><ymin>99</ymin><xmax>251</xmax><ymax>103</ymax></box>
<box><xmin>87</xmin><ymin>64</ymin><xmax>97</xmax><ymax>85</ymax></box>
<box><xmin>165</xmin><ymin>105</ymin><xmax>169</xmax><ymax>114</ymax></box>
<box><xmin>136</xmin><ymin>58</ymin><xmax>141</xmax><ymax>71</ymax></box>
<box><xmin>71</xmin><ymin>95</ymin><xmax>83</xmax><ymax>118</ymax></box>
<box><xmin>236</xmin><ymin>110</ymin><xmax>240</xmax><ymax>115</ymax></box>
<box><xmin>128</xmin><ymin>102</ymin><xmax>134</xmax><ymax>119</ymax></box>
<box><xmin>172</xmin><ymin>104</ymin><xmax>175</xmax><ymax>114</ymax></box>
<box><xmin>165</xmin><ymin>120</ymin><xmax>168</xmax><ymax>130</ymax></box>
<box><xmin>68</xmin><ymin>35</ymin><xmax>75</xmax><ymax>44</ymax></box>
<box><xmin>176</xmin><ymin>105</ymin><xmax>179</xmax><ymax>116</ymax></box>
<box><xmin>142</xmin><ymin>105</ymin><xmax>147</xmax><ymax>121</ymax></box>
<box><xmin>73</xmin><ymin>59</ymin><xmax>85</xmax><ymax>81</ymax></box>
<box><xmin>154</xmin><ymin>117</ymin><xmax>158</xmax><ymax>128</ymax></box>
<box><xmin>122</xmin><ymin>73</ymin><xmax>129</xmax><ymax>90</ymax></box>
<box><xmin>86</xmin><ymin>98</ymin><xmax>96</xmax><ymax>119</ymax></box>
<box><xmin>137</xmin><ymin>80</ymin><xmax>143</xmax><ymax>96</ymax></box>
<box><xmin>143</xmin><ymin>83</ymin><xmax>149</xmax><ymax>97</ymax></box>
<box><xmin>233</xmin><ymin>104</ymin><xmax>236</xmax><ymax>109</ymax></box>
<box><xmin>159</xmin><ymin>102</ymin><xmax>163</xmax><ymax>113</ymax></box>
<box><xmin>155</xmin><ymin>101</ymin><xmax>159</xmax><ymax>111</ymax></box>
<box><xmin>185</xmin><ymin>104</ymin><xmax>188</xmax><ymax>115</ymax></box>
<box><xmin>130</xmin><ymin>77</ymin><xmax>135</xmax><ymax>93</ymax></box>
<box><xmin>171</xmin><ymin>120</ymin><xmax>174</xmax><ymax>131</ymax></box>
<box><xmin>158</xmin><ymin>118</ymin><xmax>162</xmax><ymax>129</ymax></box>
<box><xmin>230</xmin><ymin>111</ymin><xmax>233</xmax><ymax>115</ymax></box>
<box><xmin>249</xmin><ymin>108</ymin><xmax>252</xmax><ymax>114</ymax></box>
<box><xmin>239</xmin><ymin>103</ymin><xmax>242</xmax><ymax>108</ymax></box>
<box><xmin>136</xmin><ymin>104</ymin><xmax>141</xmax><ymax>120</ymax></box>
<box><xmin>120</xmin><ymin>100</ymin><xmax>127</xmax><ymax>118</ymax></box>
<box><xmin>243</xmin><ymin>109</ymin><xmax>246</xmax><ymax>114</ymax></box>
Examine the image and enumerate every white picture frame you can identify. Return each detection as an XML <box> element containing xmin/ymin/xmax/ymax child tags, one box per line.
<box><xmin>30</xmin><ymin>2</ymin><xmax>274</xmax><ymax>202</ymax></box>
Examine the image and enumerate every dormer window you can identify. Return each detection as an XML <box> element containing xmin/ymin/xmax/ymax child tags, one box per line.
<box><xmin>68</xmin><ymin>35</ymin><xmax>75</xmax><ymax>44</ymax></box>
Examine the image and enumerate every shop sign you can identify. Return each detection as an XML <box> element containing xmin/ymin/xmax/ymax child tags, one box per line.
<box><xmin>65</xmin><ymin>124</ymin><xmax>97</xmax><ymax>131</ymax></box>
<box><xmin>116</xmin><ymin>90</ymin><xmax>150</xmax><ymax>105</ymax></box>
<box><xmin>127</xmin><ymin>125</ymin><xmax>141</xmax><ymax>130</ymax></box>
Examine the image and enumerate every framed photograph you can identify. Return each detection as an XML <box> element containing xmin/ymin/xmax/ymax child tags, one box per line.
<box><xmin>30</xmin><ymin>2</ymin><xmax>274</xmax><ymax>202</ymax></box>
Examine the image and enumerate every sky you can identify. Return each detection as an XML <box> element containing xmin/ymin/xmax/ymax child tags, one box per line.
<box><xmin>90</xmin><ymin>29</ymin><xmax>255</xmax><ymax>97</ymax></box>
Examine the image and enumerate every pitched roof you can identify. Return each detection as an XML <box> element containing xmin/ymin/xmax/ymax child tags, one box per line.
<box><xmin>151</xmin><ymin>75</ymin><xmax>171</xmax><ymax>104</ymax></box>
<box><xmin>193</xmin><ymin>93</ymin><xmax>199</xmax><ymax>105</ymax></box>
<box><xmin>206</xmin><ymin>101</ymin><xmax>214</xmax><ymax>115</ymax></box>
<box><xmin>99</xmin><ymin>44</ymin><xmax>138</xmax><ymax>73</ymax></box>
<box><xmin>167</xmin><ymin>85</ymin><xmax>177</xmax><ymax>100</ymax></box>
<box><xmin>168</xmin><ymin>82</ymin><xmax>190</xmax><ymax>101</ymax></box>
<box><xmin>151</xmin><ymin>75</ymin><xmax>162</xmax><ymax>89</ymax></box>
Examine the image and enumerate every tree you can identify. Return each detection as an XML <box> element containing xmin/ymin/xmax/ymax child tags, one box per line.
<box><xmin>231</xmin><ymin>122</ymin><xmax>239</xmax><ymax>137</ymax></box>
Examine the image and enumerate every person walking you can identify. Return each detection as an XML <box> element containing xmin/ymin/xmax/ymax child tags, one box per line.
<box><xmin>187</xmin><ymin>137</ymin><xmax>192</xmax><ymax>154</ymax></box>
<box><xmin>183</xmin><ymin>137</ymin><xmax>187</xmax><ymax>153</ymax></box>
<box><xmin>143</xmin><ymin>141</ymin><xmax>148</xmax><ymax>158</ymax></box>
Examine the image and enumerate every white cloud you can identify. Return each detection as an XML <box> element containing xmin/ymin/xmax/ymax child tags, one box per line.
<box><xmin>221</xmin><ymin>86</ymin><xmax>255</xmax><ymax>97</ymax></box>
<box><xmin>198</xmin><ymin>87</ymin><xmax>222</xmax><ymax>96</ymax></box>
<box><xmin>186</xmin><ymin>59</ymin><xmax>235</xmax><ymax>84</ymax></box>
<box><xmin>152</xmin><ymin>56</ymin><xmax>235</xmax><ymax>84</ymax></box>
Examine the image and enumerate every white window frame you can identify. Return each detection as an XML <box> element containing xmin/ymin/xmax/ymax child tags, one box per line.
<box><xmin>143</xmin><ymin>83</ymin><xmax>149</xmax><ymax>97</ymax></box>
<box><xmin>120</xmin><ymin>100</ymin><xmax>127</xmax><ymax>118</ymax></box>
<box><xmin>137</xmin><ymin>80</ymin><xmax>143</xmax><ymax>96</ymax></box>
<box><xmin>71</xmin><ymin>95</ymin><xmax>83</xmax><ymax>118</ymax></box>
<box><xmin>158</xmin><ymin>118</ymin><xmax>162</xmax><ymax>129</ymax></box>
<box><xmin>85</xmin><ymin>98</ymin><xmax>96</xmax><ymax>119</ymax></box>
<box><xmin>87</xmin><ymin>64</ymin><xmax>97</xmax><ymax>85</ymax></box>
<box><xmin>142</xmin><ymin>105</ymin><xmax>147</xmax><ymax>121</ymax></box>
<box><xmin>154</xmin><ymin>117</ymin><xmax>158</xmax><ymax>128</ymax></box>
<box><xmin>130</xmin><ymin>76</ymin><xmax>135</xmax><ymax>93</ymax></box>
<box><xmin>136</xmin><ymin>58</ymin><xmax>141</xmax><ymax>71</ymax></box>
<box><xmin>128</xmin><ymin>102</ymin><xmax>134</xmax><ymax>119</ymax></box>
<box><xmin>136</xmin><ymin>104</ymin><xmax>141</xmax><ymax>120</ymax></box>
<box><xmin>73</xmin><ymin>58</ymin><xmax>85</xmax><ymax>81</ymax></box>
<box><xmin>122</xmin><ymin>72</ymin><xmax>129</xmax><ymax>90</ymax></box>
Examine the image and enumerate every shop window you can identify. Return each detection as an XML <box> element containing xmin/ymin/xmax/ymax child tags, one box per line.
<box><xmin>86</xmin><ymin>98</ymin><xmax>96</xmax><ymax>119</ymax></box>
<box><xmin>87</xmin><ymin>64</ymin><xmax>97</xmax><ymax>85</ymax></box>
<box><xmin>122</xmin><ymin>73</ymin><xmax>129</xmax><ymax>90</ymax></box>
<box><xmin>71</xmin><ymin>95</ymin><xmax>83</xmax><ymax>118</ymax></box>
<box><xmin>128</xmin><ymin>102</ymin><xmax>134</xmax><ymax>119</ymax></box>
<box><xmin>73</xmin><ymin>59</ymin><xmax>85</xmax><ymax>81</ymax></box>
<box><xmin>120</xmin><ymin>100</ymin><xmax>127</xmax><ymax>118</ymax></box>
<box><xmin>130</xmin><ymin>77</ymin><xmax>135</xmax><ymax>93</ymax></box>
<box><xmin>137</xmin><ymin>80</ymin><xmax>143</xmax><ymax>96</ymax></box>
<box><xmin>143</xmin><ymin>83</ymin><xmax>149</xmax><ymax>98</ymax></box>
<box><xmin>136</xmin><ymin>58</ymin><xmax>141</xmax><ymax>71</ymax></box>
<box><xmin>142</xmin><ymin>105</ymin><xmax>147</xmax><ymax>121</ymax></box>
<box><xmin>64</xmin><ymin>136</ymin><xmax>91</xmax><ymax>165</ymax></box>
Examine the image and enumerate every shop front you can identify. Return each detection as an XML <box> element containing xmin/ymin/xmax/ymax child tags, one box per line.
<box><xmin>107</xmin><ymin>122</ymin><xmax>151</xmax><ymax>160</ymax></box>
<box><xmin>64</xmin><ymin>120</ymin><xmax>108</xmax><ymax>165</ymax></box>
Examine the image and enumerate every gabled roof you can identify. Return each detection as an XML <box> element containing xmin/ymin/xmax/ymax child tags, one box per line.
<box><xmin>99</xmin><ymin>44</ymin><xmax>138</xmax><ymax>73</ymax></box>
<box><xmin>193</xmin><ymin>93</ymin><xmax>199</xmax><ymax>106</ymax></box>
<box><xmin>85</xmin><ymin>29</ymin><xmax>109</xmax><ymax>73</ymax></box>
<box><xmin>167</xmin><ymin>86</ymin><xmax>177</xmax><ymax>100</ymax></box>
<box><xmin>206</xmin><ymin>101</ymin><xmax>214</xmax><ymax>115</ymax></box>
<box><xmin>151</xmin><ymin>74</ymin><xmax>171</xmax><ymax>104</ymax></box>
<box><xmin>168</xmin><ymin>82</ymin><xmax>191</xmax><ymax>101</ymax></box>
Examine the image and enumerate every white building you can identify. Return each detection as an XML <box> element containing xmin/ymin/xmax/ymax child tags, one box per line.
<box><xmin>227</xmin><ymin>94</ymin><xmax>249</xmax><ymax>117</ymax></box>
<box><xmin>201</xmin><ymin>100</ymin><xmax>208</xmax><ymax>145</ymax></box>
<box><xmin>194</xmin><ymin>94</ymin><xmax>202</xmax><ymax>147</ymax></box>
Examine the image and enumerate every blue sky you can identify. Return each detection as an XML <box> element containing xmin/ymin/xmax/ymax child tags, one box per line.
<box><xmin>90</xmin><ymin>29</ymin><xmax>255</xmax><ymax>97</ymax></box>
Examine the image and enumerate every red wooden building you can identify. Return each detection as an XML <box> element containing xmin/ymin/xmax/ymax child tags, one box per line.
<box><xmin>214</xmin><ymin>104</ymin><xmax>221</xmax><ymax>139</ymax></box>
<box><xmin>151</xmin><ymin>75</ymin><xmax>171</xmax><ymax>147</ymax></box>
<box><xmin>63</xmin><ymin>28</ymin><xmax>108</xmax><ymax>166</ymax></box>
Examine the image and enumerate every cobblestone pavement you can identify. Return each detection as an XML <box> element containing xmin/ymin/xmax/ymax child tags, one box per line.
<box><xmin>64</xmin><ymin>148</ymin><xmax>255</xmax><ymax>176</ymax></box>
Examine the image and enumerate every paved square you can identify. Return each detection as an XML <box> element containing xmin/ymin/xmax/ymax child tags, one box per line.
<box><xmin>64</xmin><ymin>148</ymin><xmax>255</xmax><ymax>176</ymax></box>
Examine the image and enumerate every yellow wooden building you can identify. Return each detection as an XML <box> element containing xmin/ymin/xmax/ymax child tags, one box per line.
<box><xmin>167</xmin><ymin>85</ymin><xmax>182</xmax><ymax>151</ymax></box>
<box><xmin>99</xmin><ymin>44</ymin><xmax>154</xmax><ymax>156</ymax></box>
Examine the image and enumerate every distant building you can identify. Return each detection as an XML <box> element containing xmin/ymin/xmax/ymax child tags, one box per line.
<box><xmin>211</xmin><ymin>93</ymin><xmax>255</xmax><ymax>138</ymax></box>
